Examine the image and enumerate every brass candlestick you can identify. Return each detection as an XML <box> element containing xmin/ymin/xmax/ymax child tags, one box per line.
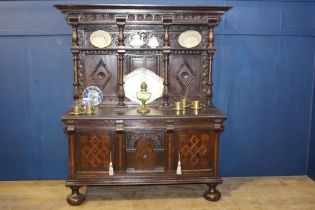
<box><xmin>136</xmin><ymin>82</ymin><xmax>151</xmax><ymax>114</ymax></box>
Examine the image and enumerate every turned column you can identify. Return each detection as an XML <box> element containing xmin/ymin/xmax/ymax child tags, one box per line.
<box><xmin>206</xmin><ymin>26</ymin><xmax>215</xmax><ymax>107</ymax></box>
<box><xmin>116</xmin><ymin>17</ymin><xmax>126</xmax><ymax>107</ymax></box>
<box><xmin>162</xmin><ymin>17</ymin><xmax>172</xmax><ymax>107</ymax></box>
<box><xmin>71</xmin><ymin>23</ymin><xmax>80</xmax><ymax>102</ymax></box>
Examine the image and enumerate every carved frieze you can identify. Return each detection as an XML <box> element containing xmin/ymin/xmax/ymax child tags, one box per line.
<box><xmin>173</xmin><ymin>14</ymin><xmax>208</xmax><ymax>23</ymax></box>
<box><xmin>80</xmin><ymin>13</ymin><xmax>115</xmax><ymax>23</ymax></box>
<box><xmin>126</xmin><ymin>131</ymin><xmax>164</xmax><ymax>149</ymax></box>
<box><xmin>171</xmin><ymin>50</ymin><xmax>204</xmax><ymax>55</ymax></box>
<box><xmin>127</xmin><ymin>14</ymin><xmax>162</xmax><ymax>22</ymax></box>
<box><xmin>76</xmin><ymin>120</ymin><xmax>116</xmax><ymax>127</ymax></box>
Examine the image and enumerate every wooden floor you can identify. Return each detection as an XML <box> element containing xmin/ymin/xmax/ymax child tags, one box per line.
<box><xmin>0</xmin><ymin>176</ymin><xmax>314</xmax><ymax>210</ymax></box>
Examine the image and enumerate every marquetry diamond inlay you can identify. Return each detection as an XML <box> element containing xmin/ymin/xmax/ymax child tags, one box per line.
<box><xmin>79</xmin><ymin>135</ymin><xmax>110</xmax><ymax>169</ymax></box>
<box><xmin>179</xmin><ymin>134</ymin><xmax>209</xmax><ymax>169</ymax></box>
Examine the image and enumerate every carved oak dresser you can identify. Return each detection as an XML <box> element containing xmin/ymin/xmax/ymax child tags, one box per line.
<box><xmin>55</xmin><ymin>4</ymin><xmax>231</xmax><ymax>205</ymax></box>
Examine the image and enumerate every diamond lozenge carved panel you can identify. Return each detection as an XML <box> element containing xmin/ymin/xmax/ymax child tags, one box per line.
<box><xmin>174</xmin><ymin>60</ymin><xmax>196</xmax><ymax>90</ymax></box>
<box><xmin>91</xmin><ymin>59</ymin><xmax>112</xmax><ymax>90</ymax></box>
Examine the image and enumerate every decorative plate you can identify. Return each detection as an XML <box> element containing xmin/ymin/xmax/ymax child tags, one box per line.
<box><xmin>124</xmin><ymin>68</ymin><xmax>164</xmax><ymax>104</ymax></box>
<box><xmin>82</xmin><ymin>86</ymin><xmax>103</xmax><ymax>106</ymax></box>
<box><xmin>178</xmin><ymin>30</ymin><xmax>202</xmax><ymax>48</ymax></box>
<box><xmin>90</xmin><ymin>30</ymin><xmax>112</xmax><ymax>48</ymax></box>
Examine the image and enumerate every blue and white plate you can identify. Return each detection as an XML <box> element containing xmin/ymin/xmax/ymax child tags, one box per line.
<box><xmin>82</xmin><ymin>86</ymin><xmax>103</xmax><ymax>106</ymax></box>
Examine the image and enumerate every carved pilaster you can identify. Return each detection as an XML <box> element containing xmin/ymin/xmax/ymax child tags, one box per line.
<box><xmin>166</xmin><ymin>120</ymin><xmax>175</xmax><ymax>171</ymax></box>
<box><xmin>64</xmin><ymin>120</ymin><xmax>76</xmax><ymax>179</ymax></box>
<box><xmin>115</xmin><ymin>120</ymin><xmax>125</xmax><ymax>171</ymax></box>
<box><xmin>213</xmin><ymin>119</ymin><xmax>224</xmax><ymax>177</ymax></box>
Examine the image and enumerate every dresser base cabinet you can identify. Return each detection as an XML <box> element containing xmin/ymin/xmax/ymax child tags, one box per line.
<box><xmin>62</xmin><ymin>106</ymin><xmax>226</xmax><ymax>205</ymax></box>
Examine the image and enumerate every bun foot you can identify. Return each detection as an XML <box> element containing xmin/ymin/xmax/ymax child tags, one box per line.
<box><xmin>203</xmin><ymin>183</ymin><xmax>221</xmax><ymax>201</ymax></box>
<box><xmin>67</xmin><ymin>186</ymin><xmax>85</xmax><ymax>206</ymax></box>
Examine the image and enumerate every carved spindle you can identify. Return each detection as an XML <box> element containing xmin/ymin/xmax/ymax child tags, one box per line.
<box><xmin>206</xmin><ymin>52</ymin><xmax>214</xmax><ymax>107</ymax></box>
<box><xmin>116</xmin><ymin>17</ymin><xmax>126</xmax><ymax>107</ymax></box>
<box><xmin>71</xmin><ymin>25</ymin><xmax>80</xmax><ymax>101</ymax></box>
<box><xmin>206</xmin><ymin>26</ymin><xmax>215</xmax><ymax>107</ymax></box>
<box><xmin>162</xmin><ymin>53</ymin><xmax>170</xmax><ymax>106</ymax></box>
<box><xmin>117</xmin><ymin>52</ymin><xmax>125</xmax><ymax>107</ymax></box>
<box><xmin>162</xmin><ymin>20</ymin><xmax>171</xmax><ymax>107</ymax></box>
